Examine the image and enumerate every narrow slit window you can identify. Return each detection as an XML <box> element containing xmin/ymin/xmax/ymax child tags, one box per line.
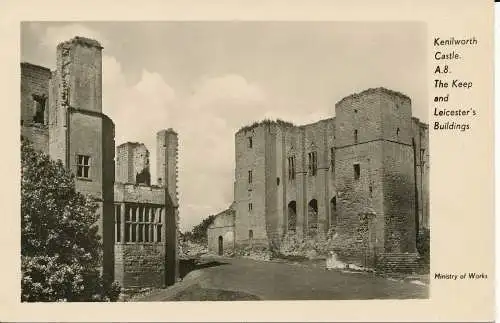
<box><xmin>354</xmin><ymin>163</ymin><xmax>360</xmax><ymax>180</ymax></box>
<box><xmin>330</xmin><ymin>147</ymin><xmax>335</xmax><ymax>171</ymax></box>
<box><xmin>308</xmin><ymin>152</ymin><xmax>318</xmax><ymax>176</ymax></box>
<box><xmin>288</xmin><ymin>156</ymin><xmax>295</xmax><ymax>180</ymax></box>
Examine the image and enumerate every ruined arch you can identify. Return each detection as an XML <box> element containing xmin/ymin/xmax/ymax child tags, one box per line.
<box><xmin>287</xmin><ymin>201</ymin><xmax>297</xmax><ymax>232</ymax></box>
<box><xmin>308</xmin><ymin>199</ymin><xmax>318</xmax><ymax>234</ymax></box>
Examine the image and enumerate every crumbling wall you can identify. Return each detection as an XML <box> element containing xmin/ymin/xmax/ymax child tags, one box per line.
<box><xmin>20</xmin><ymin>63</ymin><xmax>51</xmax><ymax>153</ymax></box>
<box><xmin>116</xmin><ymin>142</ymin><xmax>151</xmax><ymax>185</ymax></box>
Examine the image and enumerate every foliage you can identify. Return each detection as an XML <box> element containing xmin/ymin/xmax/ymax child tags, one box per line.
<box><xmin>182</xmin><ymin>214</ymin><xmax>217</xmax><ymax>244</ymax></box>
<box><xmin>237</xmin><ymin>118</ymin><xmax>295</xmax><ymax>134</ymax></box>
<box><xmin>21</xmin><ymin>139</ymin><xmax>121</xmax><ymax>302</ymax></box>
<box><xmin>416</xmin><ymin>228</ymin><xmax>430</xmax><ymax>264</ymax></box>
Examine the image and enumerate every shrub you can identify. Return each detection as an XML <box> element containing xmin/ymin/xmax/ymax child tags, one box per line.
<box><xmin>21</xmin><ymin>139</ymin><xmax>121</xmax><ymax>302</ymax></box>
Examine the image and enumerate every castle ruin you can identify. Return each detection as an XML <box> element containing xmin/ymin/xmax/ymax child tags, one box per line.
<box><xmin>209</xmin><ymin>87</ymin><xmax>429</xmax><ymax>271</ymax></box>
<box><xmin>21</xmin><ymin>36</ymin><xmax>180</xmax><ymax>290</ymax></box>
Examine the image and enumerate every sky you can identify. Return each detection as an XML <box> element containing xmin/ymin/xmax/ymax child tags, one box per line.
<box><xmin>21</xmin><ymin>21</ymin><xmax>427</xmax><ymax>232</ymax></box>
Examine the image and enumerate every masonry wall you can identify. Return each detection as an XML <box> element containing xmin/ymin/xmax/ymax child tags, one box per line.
<box><xmin>116</xmin><ymin>143</ymin><xmax>151</xmax><ymax>185</ymax></box>
<box><xmin>114</xmin><ymin>184</ymin><xmax>166</xmax><ymax>289</ymax></box>
<box><xmin>156</xmin><ymin>130</ymin><xmax>180</xmax><ymax>285</ymax></box>
<box><xmin>21</xmin><ymin>62</ymin><xmax>51</xmax><ymax>124</ymax></box>
<box><xmin>411</xmin><ymin>118</ymin><xmax>430</xmax><ymax>230</ymax></box>
<box><xmin>302</xmin><ymin>119</ymin><xmax>333</xmax><ymax>237</ymax></box>
<box><xmin>21</xmin><ymin>125</ymin><xmax>49</xmax><ymax>153</ymax></box>
<box><xmin>264</xmin><ymin>123</ymin><xmax>280</xmax><ymax>249</ymax></box>
<box><xmin>234</xmin><ymin>126</ymin><xmax>268</xmax><ymax>249</ymax></box>
<box><xmin>65</xmin><ymin>38</ymin><xmax>103</xmax><ymax>113</ymax></box>
<box><xmin>282</xmin><ymin>127</ymin><xmax>301</xmax><ymax>236</ymax></box>
<box><xmin>20</xmin><ymin>63</ymin><xmax>51</xmax><ymax>153</ymax></box>
<box><xmin>207</xmin><ymin>210</ymin><xmax>235</xmax><ymax>255</ymax></box>
<box><xmin>114</xmin><ymin>244</ymin><xmax>165</xmax><ymax>289</ymax></box>
<box><xmin>48</xmin><ymin>57</ymin><xmax>66</xmax><ymax>164</ymax></box>
<box><xmin>382</xmin><ymin>141</ymin><xmax>416</xmax><ymax>253</ymax></box>
<box><xmin>379</xmin><ymin>91</ymin><xmax>417</xmax><ymax>253</ymax></box>
<box><xmin>101</xmin><ymin>116</ymin><xmax>116</xmax><ymax>281</ymax></box>
<box><xmin>22</xmin><ymin>36</ymin><xmax>181</xmax><ymax>288</ymax></box>
<box><xmin>334</xmin><ymin>89</ymin><xmax>388</xmax><ymax>261</ymax></box>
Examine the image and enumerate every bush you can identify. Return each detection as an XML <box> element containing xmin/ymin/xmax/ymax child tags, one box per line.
<box><xmin>21</xmin><ymin>139</ymin><xmax>121</xmax><ymax>302</ymax></box>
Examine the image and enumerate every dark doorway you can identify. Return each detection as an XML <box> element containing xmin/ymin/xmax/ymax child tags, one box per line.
<box><xmin>218</xmin><ymin>236</ymin><xmax>223</xmax><ymax>255</ymax></box>
<box><xmin>330</xmin><ymin>196</ymin><xmax>337</xmax><ymax>228</ymax></box>
<box><xmin>288</xmin><ymin>201</ymin><xmax>297</xmax><ymax>232</ymax></box>
<box><xmin>308</xmin><ymin>199</ymin><xmax>318</xmax><ymax>235</ymax></box>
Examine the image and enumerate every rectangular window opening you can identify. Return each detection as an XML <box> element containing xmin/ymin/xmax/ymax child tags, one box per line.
<box><xmin>157</xmin><ymin>224</ymin><xmax>162</xmax><ymax>242</ymax></box>
<box><xmin>77</xmin><ymin>155</ymin><xmax>91</xmax><ymax>179</ymax></box>
<box><xmin>354</xmin><ymin>163</ymin><xmax>361</xmax><ymax>180</ymax></box>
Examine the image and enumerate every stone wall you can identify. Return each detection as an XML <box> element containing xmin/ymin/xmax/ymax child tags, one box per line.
<box><xmin>20</xmin><ymin>63</ymin><xmax>51</xmax><ymax>153</ymax></box>
<box><xmin>234</xmin><ymin>125</ymin><xmax>269</xmax><ymax>249</ymax></box>
<box><xmin>412</xmin><ymin>118</ymin><xmax>430</xmax><ymax>230</ymax></box>
<box><xmin>21</xmin><ymin>62</ymin><xmax>51</xmax><ymax>124</ymax></box>
<box><xmin>207</xmin><ymin>209</ymin><xmax>235</xmax><ymax>255</ymax></box>
<box><xmin>21</xmin><ymin>125</ymin><xmax>49</xmax><ymax>154</ymax></box>
<box><xmin>231</xmin><ymin>88</ymin><xmax>427</xmax><ymax>269</ymax></box>
<box><xmin>61</xmin><ymin>37</ymin><xmax>103</xmax><ymax>113</ymax></box>
<box><xmin>21</xmin><ymin>36</ymin><xmax>181</xmax><ymax>287</ymax></box>
<box><xmin>114</xmin><ymin>244</ymin><xmax>165</xmax><ymax>289</ymax></box>
<box><xmin>116</xmin><ymin>142</ymin><xmax>151</xmax><ymax>185</ymax></box>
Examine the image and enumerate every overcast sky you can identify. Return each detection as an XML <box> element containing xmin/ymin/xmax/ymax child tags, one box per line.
<box><xmin>21</xmin><ymin>21</ymin><xmax>427</xmax><ymax>231</ymax></box>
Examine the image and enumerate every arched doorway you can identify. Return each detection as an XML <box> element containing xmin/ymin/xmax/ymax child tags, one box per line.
<box><xmin>288</xmin><ymin>201</ymin><xmax>297</xmax><ymax>232</ymax></box>
<box><xmin>308</xmin><ymin>199</ymin><xmax>318</xmax><ymax>235</ymax></box>
<box><xmin>330</xmin><ymin>196</ymin><xmax>337</xmax><ymax>228</ymax></box>
<box><xmin>218</xmin><ymin>236</ymin><xmax>223</xmax><ymax>255</ymax></box>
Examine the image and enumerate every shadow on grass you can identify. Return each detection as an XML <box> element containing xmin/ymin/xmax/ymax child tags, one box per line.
<box><xmin>171</xmin><ymin>284</ymin><xmax>261</xmax><ymax>301</ymax></box>
<box><xmin>179</xmin><ymin>258</ymin><xmax>228</xmax><ymax>279</ymax></box>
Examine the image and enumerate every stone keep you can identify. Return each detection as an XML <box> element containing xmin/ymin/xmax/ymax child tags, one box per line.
<box><xmin>229</xmin><ymin>87</ymin><xmax>428</xmax><ymax>268</ymax></box>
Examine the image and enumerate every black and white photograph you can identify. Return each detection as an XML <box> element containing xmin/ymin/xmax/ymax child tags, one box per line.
<box><xmin>20</xmin><ymin>21</ymin><xmax>430</xmax><ymax>302</ymax></box>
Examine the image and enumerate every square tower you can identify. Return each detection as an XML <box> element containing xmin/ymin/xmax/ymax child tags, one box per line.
<box><xmin>48</xmin><ymin>36</ymin><xmax>115</xmax><ymax>281</ymax></box>
<box><xmin>334</xmin><ymin>88</ymin><xmax>417</xmax><ymax>263</ymax></box>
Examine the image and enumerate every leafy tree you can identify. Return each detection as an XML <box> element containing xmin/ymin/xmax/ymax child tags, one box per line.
<box><xmin>186</xmin><ymin>214</ymin><xmax>216</xmax><ymax>244</ymax></box>
<box><xmin>21</xmin><ymin>139</ymin><xmax>121</xmax><ymax>302</ymax></box>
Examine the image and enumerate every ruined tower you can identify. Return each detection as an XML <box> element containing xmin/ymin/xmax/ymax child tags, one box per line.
<box><xmin>20</xmin><ymin>62</ymin><xmax>51</xmax><ymax>153</ymax></box>
<box><xmin>116</xmin><ymin>142</ymin><xmax>151</xmax><ymax>186</ymax></box>
<box><xmin>48</xmin><ymin>36</ymin><xmax>116</xmax><ymax>280</ymax></box>
<box><xmin>334</xmin><ymin>88</ymin><xmax>417</xmax><ymax>264</ymax></box>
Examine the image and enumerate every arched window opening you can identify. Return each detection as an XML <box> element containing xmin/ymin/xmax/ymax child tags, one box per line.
<box><xmin>308</xmin><ymin>199</ymin><xmax>318</xmax><ymax>235</ymax></box>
